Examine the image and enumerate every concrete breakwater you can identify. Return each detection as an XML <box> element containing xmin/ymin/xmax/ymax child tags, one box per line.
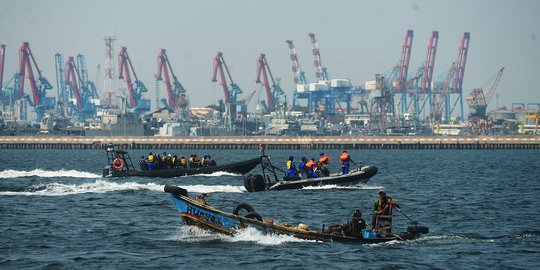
<box><xmin>1</xmin><ymin>136</ymin><xmax>539</xmax><ymax>150</ymax></box>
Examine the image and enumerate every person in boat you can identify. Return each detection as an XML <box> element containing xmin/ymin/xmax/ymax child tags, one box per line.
<box><xmin>172</xmin><ymin>155</ymin><xmax>178</xmax><ymax>168</ymax></box>
<box><xmin>179</xmin><ymin>156</ymin><xmax>187</xmax><ymax>168</ymax></box>
<box><xmin>317</xmin><ymin>153</ymin><xmax>331</xmax><ymax>176</ymax></box>
<box><xmin>347</xmin><ymin>209</ymin><xmax>367</xmax><ymax>236</ymax></box>
<box><xmin>188</xmin><ymin>155</ymin><xmax>194</xmax><ymax>168</ymax></box>
<box><xmin>139</xmin><ymin>155</ymin><xmax>148</xmax><ymax>171</ymax></box>
<box><xmin>286</xmin><ymin>156</ymin><xmax>298</xmax><ymax>177</ymax></box>
<box><xmin>298</xmin><ymin>157</ymin><xmax>308</xmax><ymax>178</ymax></box>
<box><xmin>207</xmin><ymin>155</ymin><xmax>217</xmax><ymax>166</ymax></box>
<box><xmin>372</xmin><ymin>189</ymin><xmax>400</xmax><ymax>229</ymax></box>
<box><xmin>339</xmin><ymin>150</ymin><xmax>356</xmax><ymax>175</ymax></box>
<box><xmin>193</xmin><ymin>155</ymin><xmax>201</xmax><ymax>167</ymax></box>
<box><xmin>305</xmin><ymin>158</ymin><xmax>318</xmax><ymax>178</ymax></box>
<box><xmin>147</xmin><ymin>152</ymin><xmax>155</xmax><ymax>171</ymax></box>
<box><xmin>166</xmin><ymin>154</ymin><xmax>173</xmax><ymax>169</ymax></box>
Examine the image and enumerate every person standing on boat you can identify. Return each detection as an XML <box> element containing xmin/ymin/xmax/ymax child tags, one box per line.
<box><xmin>286</xmin><ymin>156</ymin><xmax>298</xmax><ymax>177</ymax></box>
<box><xmin>298</xmin><ymin>157</ymin><xmax>308</xmax><ymax>178</ymax></box>
<box><xmin>139</xmin><ymin>155</ymin><xmax>148</xmax><ymax>171</ymax></box>
<box><xmin>340</xmin><ymin>150</ymin><xmax>355</xmax><ymax>175</ymax></box>
<box><xmin>372</xmin><ymin>189</ymin><xmax>400</xmax><ymax>228</ymax></box>
<box><xmin>147</xmin><ymin>152</ymin><xmax>155</xmax><ymax>171</ymax></box>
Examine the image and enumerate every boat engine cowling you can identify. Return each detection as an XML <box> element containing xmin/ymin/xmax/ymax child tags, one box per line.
<box><xmin>407</xmin><ymin>225</ymin><xmax>429</xmax><ymax>237</ymax></box>
<box><xmin>244</xmin><ymin>174</ymin><xmax>266</xmax><ymax>192</ymax></box>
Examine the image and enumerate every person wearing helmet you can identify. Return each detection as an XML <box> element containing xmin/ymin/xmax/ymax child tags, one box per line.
<box><xmin>286</xmin><ymin>156</ymin><xmax>297</xmax><ymax>178</ymax></box>
<box><xmin>298</xmin><ymin>157</ymin><xmax>308</xmax><ymax>178</ymax></box>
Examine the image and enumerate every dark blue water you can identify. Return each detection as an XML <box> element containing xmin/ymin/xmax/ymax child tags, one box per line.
<box><xmin>1</xmin><ymin>148</ymin><xmax>539</xmax><ymax>269</ymax></box>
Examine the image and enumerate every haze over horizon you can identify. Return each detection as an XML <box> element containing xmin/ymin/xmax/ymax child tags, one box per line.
<box><xmin>1</xmin><ymin>0</ymin><xmax>538</xmax><ymax>114</ymax></box>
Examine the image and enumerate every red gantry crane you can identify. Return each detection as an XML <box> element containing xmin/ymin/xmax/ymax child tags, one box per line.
<box><xmin>256</xmin><ymin>53</ymin><xmax>284</xmax><ymax>112</ymax></box>
<box><xmin>64</xmin><ymin>56</ymin><xmax>84</xmax><ymax>110</ymax></box>
<box><xmin>17</xmin><ymin>42</ymin><xmax>54</xmax><ymax>121</ymax></box>
<box><xmin>211</xmin><ymin>52</ymin><xmax>242</xmax><ymax>104</ymax></box>
<box><xmin>118</xmin><ymin>46</ymin><xmax>149</xmax><ymax>112</ymax></box>
<box><xmin>157</xmin><ymin>49</ymin><xmax>186</xmax><ymax>109</ymax></box>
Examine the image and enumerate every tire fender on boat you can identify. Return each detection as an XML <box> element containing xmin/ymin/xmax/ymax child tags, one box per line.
<box><xmin>244</xmin><ymin>212</ymin><xmax>263</xmax><ymax>221</ymax></box>
<box><xmin>233</xmin><ymin>203</ymin><xmax>255</xmax><ymax>216</ymax></box>
<box><xmin>164</xmin><ymin>185</ymin><xmax>188</xmax><ymax>197</ymax></box>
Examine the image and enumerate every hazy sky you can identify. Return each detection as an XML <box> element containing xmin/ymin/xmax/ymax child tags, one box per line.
<box><xmin>1</xmin><ymin>0</ymin><xmax>538</xmax><ymax>113</ymax></box>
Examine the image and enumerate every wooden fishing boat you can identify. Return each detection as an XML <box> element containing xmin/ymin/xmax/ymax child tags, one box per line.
<box><xmin>164</xmin><ymin>185</ymin><xmax>429</xmax><ymax>243</ymax></box>
<box><xmin>102</xmin><ymin>144</ymin><xmax>261</xmax><ymax>178</ymax></box>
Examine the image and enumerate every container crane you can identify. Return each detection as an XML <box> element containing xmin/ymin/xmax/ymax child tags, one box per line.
<box><xmin>431</xmin><ymin>63</ymin><xmax>456</xmax><ymax>122</ymax></box>
<box><xmin>308</xmin><ymin>33</ymin><xmax>329</xmax><ymax>81</ymax></box>
<box><xmin>65</xmin><ymin>56</ymin><xmax>84</xmax><ymax>111</ymax></box>
<box><xmin>212</xmin><ymin>52</ymin><xmax>242</xmax><ymax>104</ymax></box>
<box><xmin>76</xmin><ymin>54</ymin><xmax>99</xmax><ymax>100</ymax></box>
<box><xmin>212</xmin><ymin>52</ymin><xmax>243</xmax><ymax>127</ymax></box>
<box><xmin>256</xmin><ymin>53</ymin><xmax>284</xmax><ymax>112</ymax></box>
<box><xmin>17</xmin><ymin>42</ymin><xmax>55</xmax><ymax>122</ymax></box>
<box><xmin>286</xmin><ymin>40</ymin><xmax>308</xmax><ymax>86</ymax></box>
<box><xmin>0</xmin><ymin>44</ymin><xmax>5</xmax><ymax>103</ymax></box>
<box><xmin>395</xmin><ymin>30</ymin><xmax>414</xmax><ymax>114</ymax></box>
<box><xmin>118</xmin><ymin>46</ymin><xmax>150</xmax><ymax>113</ymax></box>
<box><xmin>450</xmin><ymin>32</ymin><xmax>470</xmax><ymax>120</ymax></box>
<box><xmin>157</xmin><ymin>49</ymin><xmax>186</xmax><ymax>110</ymax></box>
<box><xmin>466</xmin><ymin>67</ymin><xmax>504</xmax><ymax>120</ymax></box>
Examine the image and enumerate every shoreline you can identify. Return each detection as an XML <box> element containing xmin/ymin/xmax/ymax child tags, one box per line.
<box><xmin>1</xmin><ymin>136</ymin><xmax>539</xmax><ymax>150</ymax></box>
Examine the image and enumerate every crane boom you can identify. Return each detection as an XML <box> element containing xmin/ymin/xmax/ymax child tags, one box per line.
<box><xmin>211</xmin><ymin>52</ymin><xmax>242</xmax><ymax>104</ymax></box>
<box><xmin>308</xmin><ymin>33</ymin><xmax>329</xmax><ymax>81</ymax></box>
<box><xmin>453</xmin><ymin>32</ymin><xmax>470</xmax><ymax>93</ymax></box>
<box><xmin>286</xmin><ymin>40</ymin><xmax>307</xmax><ymax>85</ymax></box>
<box><xmin>157</xmin><ymin>49</ymin><xmax>186</xmax><ymax>109</ymax></box>
<box><xmin>422</xmin><ymin>31</ymin><xmax>438</xmax><ymax>94</ymax></box>
<box><xmin>118</xmin><ymin>46</ymin><xmax>148</xmax><ymax>109</ymax></box>
<box><xmin>65</xmin><ymin>56</ymin><xmax>84</xmax><ymax>110</ymax></box>
<box><xmin>256</xmin><ymin>53</ymin><xmax>280</xmax><ymax>111</ymax></box>
<box><xmin>0</xmin><ymin>44</ymin><xmax>5</xmax><ymax>94</ymax></box>
<box><xmin>396</xmin><ymin>30</ymin><xmax>414</xmax><ymax>93</ymax></box>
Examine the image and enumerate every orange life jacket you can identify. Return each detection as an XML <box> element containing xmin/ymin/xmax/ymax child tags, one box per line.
<box><xmin>340</xmin><ymin>152</ymin><xmax>349</xmax><ymax>161</ymax></box>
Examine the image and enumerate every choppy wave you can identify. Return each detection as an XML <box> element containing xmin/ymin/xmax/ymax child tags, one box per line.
<box><xmin>0</xmin><ymin>169</ymin><xmax>100</xmax><ymax>179</ymax></box>
<box><xmin>0</xmin><ymin>180</ymin><xmax>163</xmax><ymax>196</ymax></box>
<box><xmin>302</xmin><ymin>184</ymin><xmax>384</xmax><ymax>190</ymax></box>
<box><xmin>0</xmin><ymin>180</ymin><xmax>244</xmax><ymax>196</ymax></box>
<box><xmin>171</xmin><ymin>225</ymin><xmax>315</xmax><ymax>246</ymax></box>
<box><xmin>191</xmin><ymin>171</ymin><xmax>240</xmax><ymax>177</ymax></box>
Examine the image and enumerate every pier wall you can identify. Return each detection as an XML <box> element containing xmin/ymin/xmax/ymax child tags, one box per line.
<box><xmin>0</xmin><ymin>136</ymin><xmax>539</xmax><ymax>150</ymax></box>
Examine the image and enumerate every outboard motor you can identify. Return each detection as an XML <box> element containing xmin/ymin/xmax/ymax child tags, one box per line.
<box><xmin>244</xmin><ymin>174</ymin><xmax>266</xmax><ymax>192</ymax></box>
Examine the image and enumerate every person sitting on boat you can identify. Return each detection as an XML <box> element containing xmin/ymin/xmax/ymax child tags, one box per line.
<box><xmin>340</xmin><ymin>150</ymin><xmax>356</xmax><ymax>175</ymax></box>
<box><xmin>207</xmin><ymin>155</ymin><xmax>217</xmax><ymax>166</ymax></box>
<box><xmin>372</xmin><ymin>189</ymin><xmax>400</xmax><ymax>229</ymax></box>
<box><xmin>317</xmin><ymin>153</ymin><xmax>331</xmax><ymax>176</ymax></box>
<box><xmin>180</xmin><ymin>156</ymin><xmax>187</xmax><ymax>168</ymax></box>
<box><xmin>172</xmin><ymin>155</ymin><xmax>178</xmax><ymax>168</ymax></box>
<box><xmin>286</xmin><ymin>156</ymin><xmax>298</xmax><ymax>177</ymax></box>
<box><xmin>305</xmin><ymin>158</ymin><xmax>318</xmax><ymax>178</ymax></box>
<box><xmin>139</xmin><ymin>155</ymin><xmax>148</xmax><ymax>171</ymax></box>
<box><xmin>147</xmin><ymin>152</ymin><xmax>155</xmax><ymax>171</ymax></box>
<box><xmin>347</xmin><ymin>209</ymin><xmax>367</xmax><ymax>236</ymax></box>
<box><xmin>192</xmin><ymin>155</ymin><xmax>201</xmax><ymax>167</ymax></box>
<box><xmin>298</xmin><ymin>157</ymin><xmax>308</xmax><ymax>178</ymax></box>
<box><xmin>188</xmin><ymin>155</ymin><xmax>194</xmax><ymax>168</ymax></box>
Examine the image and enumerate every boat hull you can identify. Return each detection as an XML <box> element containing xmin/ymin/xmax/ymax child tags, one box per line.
<box><xmin>164</xmin><ymin>185</ymin><xmax>426</xmax><ymax>243</ymax></box>
<box><xmin>268</xmin><ymin>166</ymin><xmax>378</xmax><ymax>190</ymax></box>
<box><xmin>103</xmin><ymin>157</ymin><xmax>261</xmax><ymax>178</ymax></box>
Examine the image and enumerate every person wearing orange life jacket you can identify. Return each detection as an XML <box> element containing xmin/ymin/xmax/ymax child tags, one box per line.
<box><xmin>285</xmin><ymin>156</ymin><xmax>298</xmax><ymax>177</ymax></box>
<box><xmin>340</xmin><ymin>150</ymin><xmax>356</xmax><ymax>175</ymax></box>
<box><xmin>317</xmin><ymin>153</ymin><xmax>331</xmax><ymax>176</ymax></box>
<box><xmin>305</xmin><ymin>158</ymin><xmax>318</xmax><ymax>178</ymax></box>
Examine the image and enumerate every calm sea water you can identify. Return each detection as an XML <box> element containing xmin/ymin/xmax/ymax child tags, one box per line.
<box><xmin>1</xmin><ymin>148</ymin><xmax>539</xmax><ymax>269</ymax></box>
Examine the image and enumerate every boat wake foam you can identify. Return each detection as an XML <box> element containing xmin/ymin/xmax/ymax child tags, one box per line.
<box><xmin>191</xmin><ymin>171</ymin><xmax>240</xmax><ymax>177</ymax></box>
<box><xmin>302</xmin><ymin>184</ymin><xmax>384</xmax><ymax>190</ymax></box>
<box><xmin>0</xmin><ymin>180</ymin><xmax>163</xmax><ymax>196</ymax></box>
<box><xmin>171</xmin><ymin>225</ymin><xmax>315</xmax><ymax>246</ymax></box>
<box><xmin>0</xmin><ymin>169</ymin><xmax>100</xmax><ymax>179</ymax></box>
<box><xmin>0</xmin><ymin>180</ymin><xmax>244</xmax><ymax>196</ymax></box>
